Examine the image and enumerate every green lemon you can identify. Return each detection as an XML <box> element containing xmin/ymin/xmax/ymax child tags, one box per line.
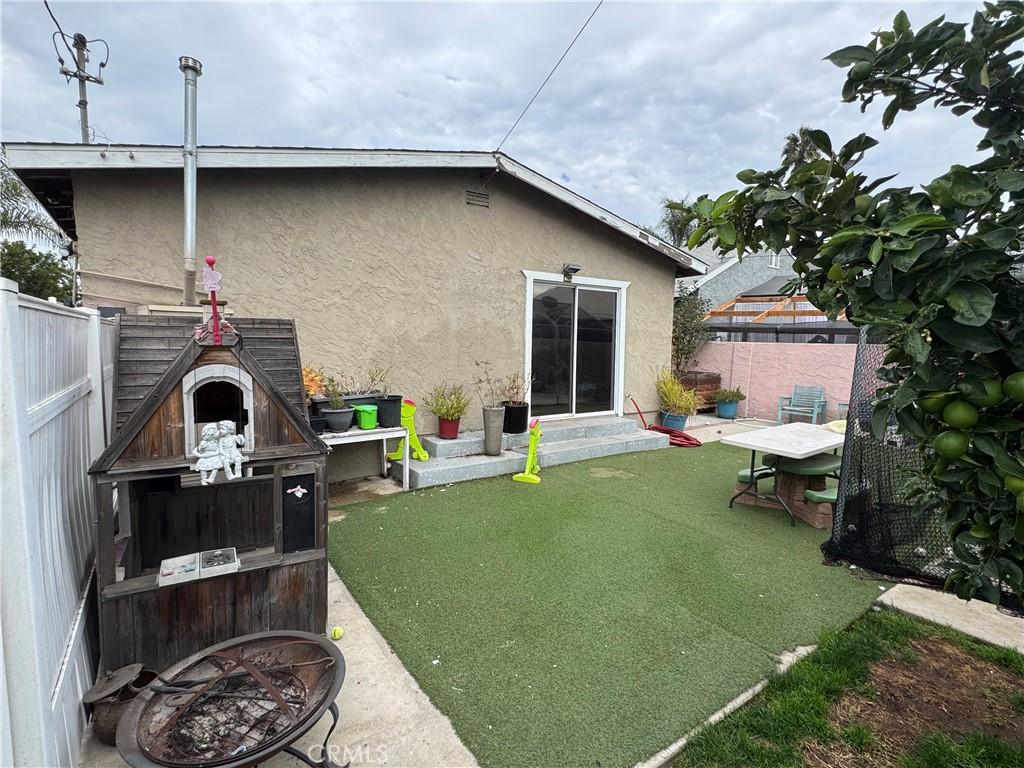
<box><xmin>965</xmin><ymin>378</ymin><xmax>1003</xmax><ymax>408</ymax></box>
<box><xmin>1005</xmin><ymin>475</ymin><xmax>1024</xmax><ymax>495</ymax></box>
<box><xmin>1005</xmin><ymin>372</ymin><xmax>1024</xmax><ymax>402</ymax></box>
<box><xmin>855</xmin><ymin>194</ymin><xmax>873</xmax><ymax>217</ymax></box>
<box><xmin>918</xmin><ymin>392</ymin><xmax>953</xmax><ymax>414</ymax></box>
<box><xmin>942</xmin><ymin>400</ymin><xmax>979</xmax><ymax>429</ymax></box>
<box><xmin>933</xmin><ymin>430</ymin><xmax>969</xmax><ymax>459</ymax></box>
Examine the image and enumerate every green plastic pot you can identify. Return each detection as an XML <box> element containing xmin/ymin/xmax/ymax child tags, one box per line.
<box><xmin>353</xmin><ymin>404</ymin><xmax>378</xmax><ymax>430</ymax></box>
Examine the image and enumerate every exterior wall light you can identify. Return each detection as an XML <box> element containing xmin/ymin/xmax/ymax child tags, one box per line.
<box><xmin>562</xmin><ymin>263</ymin><xmax>582</xmax><ymax>282</ymax></box>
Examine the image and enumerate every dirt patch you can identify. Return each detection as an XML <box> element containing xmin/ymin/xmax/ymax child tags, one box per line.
<box><xmin>805</xmin><ymin>636</ymin><xmax>1024</xmax><ymax>767</ymax></box>
<box><xmin>588</xmin><ymin>466</ymin><xmax>637</xmax><ymax>479</ymax></box>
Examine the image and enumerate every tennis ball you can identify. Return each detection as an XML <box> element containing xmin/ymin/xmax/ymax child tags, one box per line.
<box><xmin>965</xmin><ymin>377</ymin><xmax>1003</xmax><ymax>408</ymax></box>
<box><xmin>933</xmin><ymin>430</ymin><xmax>969</xmax><ymax>460</ymax></box>
<box><xmin>941</xmin><ymin>400</ymin><xmax>979</xmax><ymax>429</ymax></box>
<box><xmin>331</xmin><ymin>626</ymin><xmax>344</xmax><ymax>641</ymax></box>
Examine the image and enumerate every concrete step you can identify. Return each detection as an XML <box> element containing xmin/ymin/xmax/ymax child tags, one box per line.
<box><xmin>393</xmin><ymin>425</ymin><xmax>667</xmax><ymax>490</ymax></box>
<box><xmin>532</xmin><ymin>431</ymin><xmax>669</xmax><ymax>467</ymax></box>
<box><xmin>420</xmin><ymin>416</ymin><xmax>639</xmax><ymax>459</ymax></box>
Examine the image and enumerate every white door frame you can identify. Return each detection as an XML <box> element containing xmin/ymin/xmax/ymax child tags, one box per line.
<box><xmin>522</xmin><ymin>270</ymin><xmax>629</xmax><ymax>419</ymax></box>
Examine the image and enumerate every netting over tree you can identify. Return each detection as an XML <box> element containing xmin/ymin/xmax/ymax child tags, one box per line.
<box><xmin>824</xmin><ymin>331</ymin><xmax>1018</xmax><ymax>608</ymax></box>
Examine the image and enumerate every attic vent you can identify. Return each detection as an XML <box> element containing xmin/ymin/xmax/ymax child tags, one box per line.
<box><xmin>465</xmin><ymin>190</ymin><xmax>490</xmax><ymax>208</ymax></box>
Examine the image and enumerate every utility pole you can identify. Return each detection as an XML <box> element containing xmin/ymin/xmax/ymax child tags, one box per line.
<box><xmin>73</xmin><ymin>34</ymin><xmax>90</xmax><ymax>143</ymax></box>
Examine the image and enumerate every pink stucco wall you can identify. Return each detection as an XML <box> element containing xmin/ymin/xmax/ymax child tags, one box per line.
<box><xmin>693</xmin><ymin>341</ymin><xmax>857</xmax><ymax>421</ymax></box>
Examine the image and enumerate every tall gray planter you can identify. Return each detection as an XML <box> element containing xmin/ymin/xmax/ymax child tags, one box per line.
<box><xmin>482</xmin><ymin>406</ymin><xmax>505</xmax><ymax>456</ymax></box>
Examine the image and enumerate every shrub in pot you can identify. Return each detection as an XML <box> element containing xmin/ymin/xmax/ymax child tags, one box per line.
<box><xmin>655</xmin><ymin>368</ymin><xmax>699</xmax><ymax>430</ymax></box>
<box><xmin>303</xmin><ymin>364</ymin><xmax>329</xmax><ymax>417</ymax></box>
<box><xmin>425</xmin><ymin>382</ymin><xmax>471</xmax><ymax>440</ymax></box>
<box><xmin>499</xmin><ymin>372</ymin><xmax>530</xmax><ymax>434</ymax></box>
<box><xmin>340</xmin><ymin>367</ymin><xmax>390</xmax><ymax>411</ymax></box>
<box><xmin>712</xmin><ymin>387</ymin><xmax>746</xmax><ymax>420</ymax></box>
<box><xmin>474</xmin><ymin>362</ymin><xmax>506</xmax><ymax>456</ymax></box>
<box><xmin>320</xmin><ymin>377</ymin><xmax>355</xmax><ymax>432</ymax></box>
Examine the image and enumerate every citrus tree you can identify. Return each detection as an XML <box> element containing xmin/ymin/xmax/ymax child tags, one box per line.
<box><xmin>677</xmin><ymin>2</ymin><xmax>1024</xmax><ymax>602</ymax></box>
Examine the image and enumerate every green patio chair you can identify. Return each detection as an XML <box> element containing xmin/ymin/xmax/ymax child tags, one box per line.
<box><xmin>777</xmin><ymin>384</ymin><xmax>828</xmax><ymax>424</ymax></box>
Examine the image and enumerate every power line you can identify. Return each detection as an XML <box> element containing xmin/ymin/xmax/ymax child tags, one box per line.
<box><xmin>495</xmin><ymin>0</ymin><xmax>603</xmax><ymax>153</ymax></box>
<box><xmin>43</xmin><ymin>0</ymin><xmax>76</xmax><ymax>61</ymax></box>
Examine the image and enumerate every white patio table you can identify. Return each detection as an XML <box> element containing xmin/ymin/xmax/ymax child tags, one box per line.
<box><xmin>320</xmin><ymin>425</ymin><xmax>410</xmax><ymax>491</ymax></box>
<box><xmin>720</xmin><ymin>422</ymin><xmax>844</xmax><ymax>525</ymax></box>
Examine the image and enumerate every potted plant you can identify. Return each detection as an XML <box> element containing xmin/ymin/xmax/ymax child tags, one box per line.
<box><xmin>499</xmin><ymin>372</ymin><xmax>530</xmax><ymax>434</ymax></box>
<box><xmin>474</xmin><ymin>361</ymin><xmax>506</xmax><ymax>456</ymax></box>
<box><xmin>424</xmin><ymin>382</ymin><xmax>471</xmax><ymax>439</ymax></box>
<box><xmin>370</xmin><ymin>369</ymin><xmax>404</xmax><ymax>428</ymax></box>
<box><xmin>340</xmin><ymin>367</ymin><xmax>389</xmax><ymax>409</ymax></box>
<box><xmin>712</xmin><ymin>387</ymin><xmax>746</xmax><ymax>420</ymax></box>
<box><xmin>302</xmin><ymin>365</ymin><xmax>328</xmax><ymax>433</ymax></box>
<box><xmin>655</xmin><ymin>368</ymin><xmax>699</xmax><ymax>430</ymax></box>
<box><xmin>320</xmin><ymin>376</ymin><xmax>354</xmax><ymax>432</ymax></box>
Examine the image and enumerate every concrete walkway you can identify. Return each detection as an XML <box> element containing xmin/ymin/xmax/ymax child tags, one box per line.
<box><xmin>878</xmin><ymin>582</ymin><xmax>1024</xmax><ymax>653</ymax></box>
<box><xmin>79</xmin><ymin>566</ymin><xmax>478</xmax><ymax>768</ymax></box>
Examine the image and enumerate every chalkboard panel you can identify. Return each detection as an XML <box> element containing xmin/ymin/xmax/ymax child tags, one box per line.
<box><xmin>282</xmin><ymin>473</ymin><xmax>316</xmax><ymax>553</ymax></box>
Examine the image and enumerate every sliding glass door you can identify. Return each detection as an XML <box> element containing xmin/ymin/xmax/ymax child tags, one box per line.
<box><xmin>530</xmin><ymin>282</ymin><xmax>618</xmax><ymax>417</ymax></box>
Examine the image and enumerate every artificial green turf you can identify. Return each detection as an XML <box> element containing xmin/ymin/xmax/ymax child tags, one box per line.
<box><xmin>327</xmin><ymin>442</ymin><xmax>883</xmax><ymax>767</ymax></box>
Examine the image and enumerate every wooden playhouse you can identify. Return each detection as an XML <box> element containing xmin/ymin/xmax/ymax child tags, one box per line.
<box><xmin>89</xmin><ymin>312</ymin><xmax>330</xmax><ymax>671</ymax></box>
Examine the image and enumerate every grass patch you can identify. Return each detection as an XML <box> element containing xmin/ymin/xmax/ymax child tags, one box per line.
<box><xmin>329</xmin><ymin>442</ymin><xmax>882</xmax><ymax>766</ymax></box>
<box><xmin>1011</xmin><ymin>692</ymin><xmax>1024</xmax><ymax>714</ymax></box>
<box><xmin>903</xmin><ymin>734</ymin><xmax>1024</xmax><ymax>768</ymax></box>
<box><xmin>675</xmin><ymin>609</ymin><xmax>1024</xmax><ymax>768</ymax></box>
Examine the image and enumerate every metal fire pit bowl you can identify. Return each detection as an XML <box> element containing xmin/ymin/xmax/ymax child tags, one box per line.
<box><xmin>116</xmin><ymin>631</ymin><xmax>346</xmax><ymax>768</ymax></box>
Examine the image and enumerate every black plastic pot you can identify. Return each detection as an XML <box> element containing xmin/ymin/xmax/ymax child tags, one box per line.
<box><xmin>376</xmin><ymin>395</ymin><xmax>403</xmax><ymax>428</ymax></box>
<box><xmin>322</xmin><ymin>407</ymin><xmax>355</xmax><ymax>432</ymax></box>
<box><xmin>309</xmin><ymin>415</ymin><xmax>327</xmax><ymax>434</ymax></box>
<box><xmin>309</xmin><ymin>395</ymin><xmax>330</xmax><ymax>417</ymax></box>
<box><xmin>502</xmin><ymin>401</ymin><xmax>530</xmax><ymax>434</ymax></box>
<box><xmin>343</xmin><ymin>393</ymin><xmax>381</xmax><ymax>410</ymax></box>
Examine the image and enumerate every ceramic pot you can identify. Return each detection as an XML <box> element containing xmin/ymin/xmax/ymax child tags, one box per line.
<box><xmin>438</xmin><ymin>418</ymin><xmax>461</xmax><ymax>439</ymax></box>
<box><xmin>482</xmin><ymin>406</ymin><xmax>505</xmax><ymax>456</ymax></box>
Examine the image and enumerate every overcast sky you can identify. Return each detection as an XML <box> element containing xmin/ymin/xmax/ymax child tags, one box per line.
<box><xmin>2</xmin><ymin>1</ymin><xmax>984</xmax><ymax>227</ymax></box>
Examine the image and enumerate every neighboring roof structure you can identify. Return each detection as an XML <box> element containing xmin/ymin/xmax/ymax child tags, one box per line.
<box><xmin>112</xmin><ymin>315</ymin><xmax>306</xmax><ymax>431</ymax></box>
<box><xmin>739</xmin><ymin>275</ymin><xmax>798</xmax><ymax>297</ymax></box>
<box><xmin>2</xmin><ymin>142</ymin><xmax>705</xmax><ymax>276</ymax></box>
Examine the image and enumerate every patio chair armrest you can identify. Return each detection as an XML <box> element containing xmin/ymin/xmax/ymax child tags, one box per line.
<box><xmin>778</xmin><ymin>395</ymin><xmax>793</xmax><ymax>405</ymax></box>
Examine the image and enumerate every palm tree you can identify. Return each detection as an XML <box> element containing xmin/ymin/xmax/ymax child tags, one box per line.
<box><xmin>1</xmin><ymin>161</ymin><xmax>65</xmax><ymax>248</ymax></box>
<box><xmin>657</xmin><ymin>196</ymin><xmax>698</xmax><ymax>248</ymax></box>
<box><xmin>780</xmin><ymin>126</ymin><xmax>821</xmax><ymax>172</ymax></box>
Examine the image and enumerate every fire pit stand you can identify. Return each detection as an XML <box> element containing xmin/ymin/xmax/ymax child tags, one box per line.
<box><xmin>117</xmin><ymin>631</ymin><xmax>347</xmax><ymax>768</ymax></box>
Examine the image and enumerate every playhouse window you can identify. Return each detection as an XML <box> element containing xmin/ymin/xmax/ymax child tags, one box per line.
<box><xmin>193</xmin><ymin>380</ymin><xmax>249</xmax><ymax>434</ymax></box>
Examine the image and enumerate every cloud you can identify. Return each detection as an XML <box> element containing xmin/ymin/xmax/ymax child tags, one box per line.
<box><xmin>2</xmin><ymin>1</ymin><xmax>982</xmax><ymax>227</ymax></box>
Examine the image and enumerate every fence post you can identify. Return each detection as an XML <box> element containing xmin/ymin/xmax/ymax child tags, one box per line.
<box><xmin>0</xmin><ymin>278</ymin><xmax>55</xmax><ymax>767</ymax></box>
<box><xmin>84</xmin><ymin>309</ymin><xmax>106</xmax><ymax>460</ymax></box>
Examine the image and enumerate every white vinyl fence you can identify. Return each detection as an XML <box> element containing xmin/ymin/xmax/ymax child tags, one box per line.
<box><xmin>1</xmin><ymin>278</ymin><xmax>114</xmax><ymax>767</ymax></box>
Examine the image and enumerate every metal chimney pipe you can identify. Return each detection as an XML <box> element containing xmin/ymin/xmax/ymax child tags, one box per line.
<box><xmin>179</xmin><ymin>56</ymin><xmax>202</xmax><ymax>305</ymax></box>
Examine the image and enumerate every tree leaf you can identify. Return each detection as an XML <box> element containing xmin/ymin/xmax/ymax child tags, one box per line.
<box><xmin>687</xmin><ymin>224</ymin><xmax>707</xmax><ymax>249</ymax></box>
<box><xmin>826</xmin><ymin>45</ymin><xmax>876</xmax><ymax>67</ymax></box>
<box><xmin>868</xmin><ymin>238</ymin><xmax>884</xmax><ymax>264</ymax></box>
<box><xmin>893</xmin><ymin>10</ymin><xmax>911</xmax><ymax>35</ymax></box>
<box><xmin>882</xmin><ymin>98</ymin><xmax>901</xmax><ymax>129</ymax></box>
<box><xmin>695</xmin><ymin>198</ymin><xmax>714</xmax><ymax>218</ymax></box>
<box><xmin>930</xmin><ymin>317</ymin><xmax>1002</xmax><ymax>352</ymax></box>
<box><xmin>872</xmin><ymin>258</ymin><xmax>895</xmax><ymax>299</ymax></box>
<box><xmin>891</xmin><ymin>235</ymin><xmax>941</xmax><ymax>271</ymax></box>
<box><xmin>716</xmin><ymin>222</ymin><xmax>737</xmax><ymax>246</ymax></box>
<box><xmin>994</xmin><ymin>170</ymin><xmax>1024</xmax><ymax>192</ymax></box>
<box><xmin>949</xmin><ymin>169</ymin><xmax>992</xmax><ymax>207</ymax></box>
<box><xmin>806</xmin><ymin>129</ymin><xmax>833</xmax><ymax>155</ymax></box>
<box><xmin>888</xmin><ymin>213</ymin><xmax>951</xmax><ymax>236</ymax></box>
<box><xmin>946</xmin><ymin>282</ymin><xmax>996</xmax><ymax>326</ymax></box>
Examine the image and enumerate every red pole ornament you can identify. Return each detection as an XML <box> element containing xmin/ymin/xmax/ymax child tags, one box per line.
<box><xmin>203</xmin><ymin>255</ymin><xmax>224</xmax><ymax>345</ymax></box>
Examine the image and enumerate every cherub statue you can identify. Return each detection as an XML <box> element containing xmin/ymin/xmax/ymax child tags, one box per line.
<box><xmin>192</xmin><ymin>423</ymin><xmax>225</xmax><ymax>485</ymax></box>
<box><xmin>217</xmin><ymin>419</ymin><xmax>247</xmax><ymax>479</ymax></box>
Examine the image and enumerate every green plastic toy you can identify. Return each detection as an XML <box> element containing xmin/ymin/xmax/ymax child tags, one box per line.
<box><xmin>513</xmin><ymin>418</ymin><xmax>542</xmax><ymax>484</ymax></box>
<box><xmin>388</xmin><ymin>399</ymin><xmax>429</xmax><ymax>462</ymax></box>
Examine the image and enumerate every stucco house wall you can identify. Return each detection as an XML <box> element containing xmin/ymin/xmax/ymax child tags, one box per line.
<box><xmin>69</xmin><ymin>167</ymin><xmax>679</xmax><ymax>477</ymax></box>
